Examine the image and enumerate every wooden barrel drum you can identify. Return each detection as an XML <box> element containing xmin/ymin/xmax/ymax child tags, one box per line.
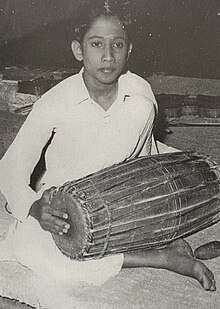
<box><xmin>49</xmin><ymin>152</ymin><xmax>220</xmax><ymax>260</ymax></box>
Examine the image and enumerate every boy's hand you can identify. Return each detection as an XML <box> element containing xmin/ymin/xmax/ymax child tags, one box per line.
<box><xmin>29</xmin><ymin>188</ymin><xmax>70</xmax><ymax>236</ymax></box>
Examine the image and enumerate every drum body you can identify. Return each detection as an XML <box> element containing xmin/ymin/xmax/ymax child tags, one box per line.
<box><xmin>49</xmin><ymin>152</ymin><xmax>220</xmax><ymax>260</ymax></box>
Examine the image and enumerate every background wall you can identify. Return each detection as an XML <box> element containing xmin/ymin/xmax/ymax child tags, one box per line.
<box><xmin>0</xmin><ymin>0</ymin><xmax>219</xmax><ymax>79</ymax></box>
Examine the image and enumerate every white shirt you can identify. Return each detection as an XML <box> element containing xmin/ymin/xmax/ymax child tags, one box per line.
<box><xmin>0</xmin><ymin>69</ymin><xmax>177</xmax><ymax>286</ymax></box>
<box><xmin>0</xmin><ymin>69</ymin><xmax>157</xmax><ymax>222</ymax></box>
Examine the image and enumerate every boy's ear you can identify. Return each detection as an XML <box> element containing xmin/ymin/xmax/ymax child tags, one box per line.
<box><xmin>127</xmin><ymin>43</ymin><xmax>133</xmax><ymax>60</ymax></box>
<box><xmin>71</xmin><ymin>40</ymin><xmax>83</xmax><ymax>61</ymax></box>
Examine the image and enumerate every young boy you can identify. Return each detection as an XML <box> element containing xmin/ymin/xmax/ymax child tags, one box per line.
<box><xmin>0</xmin><ymin>0</ymin><xmax>216</xmax><ymax>291</ymax></box>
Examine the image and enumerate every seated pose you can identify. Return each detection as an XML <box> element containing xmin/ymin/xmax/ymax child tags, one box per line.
<box><xmin>0</xmin><ymin>0</ymin><xmax>216</xmax><ymax>291</ymax></box>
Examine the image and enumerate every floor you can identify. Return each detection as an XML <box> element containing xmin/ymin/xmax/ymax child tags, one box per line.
<box><xmin>0</xmin><ymin>111</ymin><xmax>220</xmax><ymax>309</ymax></box>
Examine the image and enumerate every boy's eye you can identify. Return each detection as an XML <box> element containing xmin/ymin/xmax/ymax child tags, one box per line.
<box><xmin>91</xmin><ymin>41</ymin><xmax>103</xmax><ymax>47</ymax></box>
<box><xmin>114</xmin><ymin>42</ymin><xmax>124</xmax><ymax>48</ymax></box>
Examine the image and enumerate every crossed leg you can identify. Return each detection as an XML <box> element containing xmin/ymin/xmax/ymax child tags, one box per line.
<box><xmin>0</xmin><ymin>237</ymin><xmax>14</xmax><ymax>261</ymax></box>
<box><xmin>123</xmin><ymin>238</ymin><xmax>216</xmax><ymax>291</ymax></box>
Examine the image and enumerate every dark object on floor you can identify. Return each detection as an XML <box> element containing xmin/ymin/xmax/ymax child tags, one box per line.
<box><xmin>180</xmin><ymin>95</ymin><xmax>198</xmax><ymax>118</ymax></box>
<box><xmin>197</xmin><ymin>95</ymin><xmax>220</xmax><ymax>118</ymax></box>
<box><xmin>156</xmin><ymin>93</ymin><xmax>183</xmax><ymax>119</ymax></box>
<box><xmin>194</xmin><ymin>241</ymin><xmax>220</xmax><ymax>260</ymax></box>
<box><xmin>164</xmin><ymin>128</ymin><xmax>173</xmax><ymax>134</ymax></box>
<box><xmin>18</xmin><ymin>77</ymin><xmax>51</xmax><ymax>96</ymax></box>
<box><xmin>50</xmin><ymin>151</ymin><xmax>220</xmax><ymax>260</ymax></box>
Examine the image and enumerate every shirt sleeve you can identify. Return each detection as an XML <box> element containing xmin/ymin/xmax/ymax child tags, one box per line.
<box><xmin>128</xmin><ymin>73</ymin><xmax>164</xmax><ymax>156</ymax></box>
<box><xmin>131</xmin><ymin>97</ymin><xmax>156</xmax><ymax>158</ymax></box>
<box><xmin>126</xmin><ymin>71</ymin><xmax>158</xmax><ymax>113</ymax></box>
<box><xmin>0</xmin><ymin>96</ymin><xmax>56</xmax><ymax>221</ymax></box>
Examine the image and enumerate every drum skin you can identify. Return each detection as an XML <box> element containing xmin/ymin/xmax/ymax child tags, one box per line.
<box><xmin>49</xmin><ymin>152</ymin><xmax>220</xmax><ymax>260</ymax></box>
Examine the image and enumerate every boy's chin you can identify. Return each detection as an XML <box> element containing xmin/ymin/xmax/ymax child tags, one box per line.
<box><xmin>97</xmin><ymin>72</ymin><xmax>121</xmax><ymax>85</ymax></box>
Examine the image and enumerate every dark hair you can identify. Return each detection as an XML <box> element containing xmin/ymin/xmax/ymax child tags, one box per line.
<box><xmin>74</xmin><ymin>0</ymin><xmax>132</xmax><ymax>43</ymax></box>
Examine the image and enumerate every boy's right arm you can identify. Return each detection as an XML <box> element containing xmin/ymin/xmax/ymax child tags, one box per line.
<box><xmin>29</xmin><ymin>188</ymin><xmax>70</xmax><ymax>235</ymax></box>
<box><xmin>0</xmin><ymin>94</ymin><xmax>57</xmax><ymax>222</ymax></box>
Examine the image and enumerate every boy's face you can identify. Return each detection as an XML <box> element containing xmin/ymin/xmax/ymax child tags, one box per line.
<box><xmin>72</xmin><ymin>16</ymin><xmax>132</xmax><ymax>86</ymax></box>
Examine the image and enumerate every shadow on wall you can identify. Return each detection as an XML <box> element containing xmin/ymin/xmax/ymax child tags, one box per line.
<box><xmin>0</xmin><ymin>2</ymin><xmax>220</xmax><ymax>80</ymax></box>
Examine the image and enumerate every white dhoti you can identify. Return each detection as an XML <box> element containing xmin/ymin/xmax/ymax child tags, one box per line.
<box><xmin>0</xmin><ymin>141</ymin><xmax>179</xmax><ymax>287</ymax></box>
<box><xmin>1</xmin><ymin>216</ymin><xmax>124</xmax><ymax>286</ymax></box>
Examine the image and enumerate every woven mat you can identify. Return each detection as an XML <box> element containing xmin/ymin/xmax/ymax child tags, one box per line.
<box><xmin>164</xmin><ymin>126</ymin><xmax>220</xmax><ymax>164</ymax></box>
<box><xmin>1</xmin><ymin>113</ymin><xmax>220</xmax><ymax>308</ymax></box>
<box><xmin>1</xmin><ymin>189</ymin><xmax>220</xmax><ymax>309</ymax></box>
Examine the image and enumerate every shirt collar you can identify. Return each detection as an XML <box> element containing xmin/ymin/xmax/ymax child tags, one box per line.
<box><xmin>75</xmin><ymin>67</ymin><xmax>131</xmax><ymax>105</ymax></box>
<box><xmin>74</xmin><ymin>68</ymin><xmax>90</xmax><ymax>105</ymax></box>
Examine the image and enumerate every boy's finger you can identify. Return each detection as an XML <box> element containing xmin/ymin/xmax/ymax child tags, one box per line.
<box><xmin>41</xmin><ymin>204</ymin><xmax>69</xmax><ymax>220</ymax></box>
<box><xmin>41</xmin><ymin>212</ymin><xmax>70</xmax><ymax>231</ymax></box>
<box><xmin>48</xmin><ymin>208</ymin><xmax>69</xmax><ymax>220</ymax></box>
<box><xmin>43</xmin><ymin>221</ymin><xmax>66</xmax><ymax>235</ymax></box>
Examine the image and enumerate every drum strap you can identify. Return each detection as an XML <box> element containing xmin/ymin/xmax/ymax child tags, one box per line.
<box><xmin>85</xmin><ymin>180</ymin><xmax>113</xmax><ymax>259</ymax></box>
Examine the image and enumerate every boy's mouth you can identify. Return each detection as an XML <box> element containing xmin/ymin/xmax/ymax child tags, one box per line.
<box><xmin>99</xmin><ymin>68</ymin><xmax>115</xmax><ymax>74</ymax></box>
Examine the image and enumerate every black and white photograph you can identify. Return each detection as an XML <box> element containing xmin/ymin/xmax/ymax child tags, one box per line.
<box><xmin>0</xmin><ymin>1</ymin><xmax>220</xmax><ymax>308</ymax></box>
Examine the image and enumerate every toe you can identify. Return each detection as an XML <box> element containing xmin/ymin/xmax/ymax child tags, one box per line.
<box><xmin>194</xmin><ymin>262</ymin><xmax>215</xmax><ymax>291</ymax></box>
<box><xmin>210</xmin><ymin>279</ymin><xmax>216</xmax><ymax>292</ymax></box>
<box><xmin>201</xmin><ymin>276</ymin><xmax>216</xmax><ymax>291</ymax></box>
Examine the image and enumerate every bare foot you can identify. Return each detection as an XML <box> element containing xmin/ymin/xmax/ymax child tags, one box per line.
<box><xmin>164</xmin><ymin>239</ymin><xmax>216</xmax><ymax>291</ymax></box>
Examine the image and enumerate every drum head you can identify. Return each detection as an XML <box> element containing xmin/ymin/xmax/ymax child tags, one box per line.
<box><xmin>51</xmin><ymin>191</ymin><xmax>89</xmax><ymax>259</ymax></box>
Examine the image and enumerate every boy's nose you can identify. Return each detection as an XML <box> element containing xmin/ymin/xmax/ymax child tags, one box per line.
<box><xmin>102</xmin><ymin>45</ymin><xmax>114</xmax><ymax>62</ymax></box>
